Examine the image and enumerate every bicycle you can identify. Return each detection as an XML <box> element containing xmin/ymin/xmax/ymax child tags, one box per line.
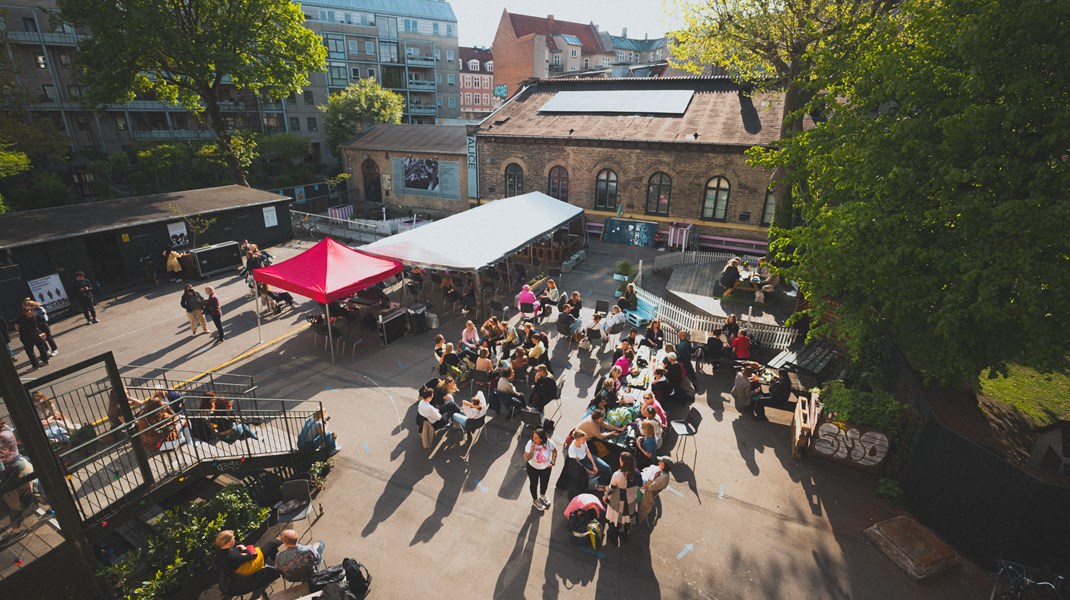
<box><xmin>991</xmin><ymin>559</ymin><xmax>1066</xmax><ymax>600</ymax></box>
<box><xmin>292</xmin><ymin>213</ymin><xmax>323</xmax><ymax>239</ymax></box>
<box><xmin>138</xmin><ymin>254</ymin><xmax>160</xmax><ymax>287</ymax></box>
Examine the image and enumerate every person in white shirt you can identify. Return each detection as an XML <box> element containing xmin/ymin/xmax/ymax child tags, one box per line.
<box><xmin>602</xmin><ymin>305</ymin><xmax>627</xmax><ymax>334</ymax></box>
<box><xmin>523</xmin><ymin>428</ymin><xmax>557</xmax><ymax>511</ymax></box>
<box><xmin>417</xmin><ymin>388</ymin><xmax>445</xmax><ymax>428</ymax></box>
<box><xmin>451</xmin><ymin>391</ymin><xmax>489</xmax><ymax>429</ymax></box>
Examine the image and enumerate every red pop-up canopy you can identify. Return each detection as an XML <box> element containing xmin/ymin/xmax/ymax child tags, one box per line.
<box><xmin>253</xmin><ymin>237</ymin><xmax>403</xmax><ymax>304</ymax></box>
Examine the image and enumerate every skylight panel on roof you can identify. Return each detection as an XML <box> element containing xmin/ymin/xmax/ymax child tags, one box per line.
<box><xmin>560</xmin><ymin>34</ymin><xmax>583</xmax><ymax>46</ymax></box>
<box><xmin>539</xmin><ymin>90</ymin><xmax>693</xmax><ymax>115</ymax></box>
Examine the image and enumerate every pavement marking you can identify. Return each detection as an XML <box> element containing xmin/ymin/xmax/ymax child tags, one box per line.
<box><xmin>324</xmin><ymin>385</ymin><xmax>335</xmax><ymax>391</ymax></box>
<box><xmin>362</xmin><ymin>441</ymin><xmax>371</xmax><ymax>454</ymax></box>
<box><xmin>178</xmin><ymin>323</ymin><xmax>312</xmax><ymax>387</ymax></box>
<box><xmin>665</xmin><ymin>485</ymin><xmax>685</xmax><ymax>497</ymax></box>
<box><xmin>676</xmin><ymin>543</ymin><xmax>695</xmax><ymax>560</ymax></box>
<box><xmin>397</xmin><ymin>360</ymin><xmax>406</xmax><ymax>370</ymax></box>
<box><xmin>475</xmin><ymin>480</ymin><xmax>489</xmax><ymax>494</ymax></box>
<box><xmin>719</xmin><ymin>484</ymin><xmax>726</xmax><ymax>499</ymax></box>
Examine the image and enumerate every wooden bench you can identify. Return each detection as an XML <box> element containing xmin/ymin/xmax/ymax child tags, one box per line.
<box><xmin>586</xmin><ymin>220</ymin><xmax>605</xmax><ymax>239</ymax></box>
<box><xmin>625</xmin><ymin>295</ymin><xmax>657</xmax><ymax>328</ymax></box>
<box><xmin>769</xmin><ymin>340</ymin><xmax>838</xmax><ymax>378</ymax></box>
<box><xmin>696</xmin><ymin>233</ymin><xmax>769</xmax><ymax>255</ymax></box>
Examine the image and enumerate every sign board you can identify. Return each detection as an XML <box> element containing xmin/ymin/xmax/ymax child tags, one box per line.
<box><xmin>466</xmin><ymin>135</ymin><xmax>478</xmax><ymax>198</ymax></box>
<box><xmin>602</xmin><ymin>218</ymin><xmax>658</xmax><ymax>248</ymax></box>
<box><xmin>263</xmin><ymin>206</ymin><xmax>278</xmax><ymax>228</ymax></box>
<box><xmin>167</xmin><ymin>221</ymin><xmax>189</xmax><ymax>247</ymax></box>
<box><xmin>493</xmin><ymin>84</ymin><xmax>508</xmax><ymax>99</ymax></box>
<box><xmin>28</xmin><ymin>273</ymin><xmax>70</xmax><ymax>313</ymax></box>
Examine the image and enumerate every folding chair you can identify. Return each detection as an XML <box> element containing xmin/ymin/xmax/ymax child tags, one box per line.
<box><xmin>462</xmin><ymin>415</ymin><xmax>486</xmax><ymax>461</ymax></box>
<box><xmin>556</xmin><ymin>319</ymin><xmax>578</xmax><ymax>351</ymax></box>
<box><xmin>605</xmin><ymin>321</ymin><xmax>625</xmax><ymax>347</ymax></box>
<box><xmin>519</xmin><ymin>407</ymin><xmax>544</xmax><ymax>432</ymax></box>
<box><xmin>670</xmin><ymin>407</ymin><xmax>703</xmax><ymax>463</ymax></box>
<box><xmin>519</xmin><ymin>301</ymin><xmax>537</xmax><ymax>324</ymax></box>
<box><xmin>469</xmin><ymin>368</ymin><xmax>494</xmax><ymax>396</ymax></box>
<box><xmin>594</xmin><ymin>300</ymin><xmax>610</xmax><ymax>318</ymax></box>
<box><xmin>585</xmin><ymin>327</ymin><xmax>604</xmax><ymax>353</ymax></box>
<box><xmin>275</xmin><ymin>479</ymin><xmax>320</xmax><ymax>525</ymax></box>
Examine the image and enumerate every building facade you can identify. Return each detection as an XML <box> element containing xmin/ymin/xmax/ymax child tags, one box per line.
<box><xmin>458</xmin><ymin>46</ymin><xmax>499</xmax><ymax>121</ymax></box>
<box><xmin>473</xmin><ymin>77</ymin><xmax>786</xmax><ymax>246</ymax></box>
<box><xmin>0</xmin><ymin>0</ymin><xmax>459</xmax><ymax>166</ymax></box>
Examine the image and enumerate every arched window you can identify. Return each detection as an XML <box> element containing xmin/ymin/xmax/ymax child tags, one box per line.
<box><xmin>362</xmin><ymin>159</ymin><xmax>381</xmax><ymax>204</ymax></box>
<box><xmin>761</xmin><ymin>190</ymin><xmax>777</xmax><ymax>226</ymax></box>
<box><xmin>504</xmin><ymin>163</ymin><xmax>524</xmax><ymax>197</ymax></box>
<box><xmin>645</xmin><ymin>172</ymin><xmax>671</xmax><ymax>215</ymax></box>
<box><xmin>595</xmin><ymin>169</ymin><xmax>617</xmax><ymax>210</ymax></box>
<box><xmin>548</xmin><ymin>166</ymin><xmax>569</xmax><ymax>201</ymax></box>
<box><xmin>702</xmin><ymin>176</ymin><xmax>730</xmax><ymax>221</ymax></box>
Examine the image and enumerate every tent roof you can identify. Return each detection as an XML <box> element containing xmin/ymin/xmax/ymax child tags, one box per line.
<box><xmin>253</xmin><ymin>237</ymin><xmax>402</xmax><ymax>304</ymax></box>
<box><xmin>360</xmin><ymin>192</ymin><xmax>583</xmax><ymax>271</ymax></box>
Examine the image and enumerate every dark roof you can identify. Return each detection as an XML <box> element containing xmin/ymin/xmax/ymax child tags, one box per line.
<box><xmin>459</xmin><ymin>46</ymin><xmax>493</xmax><ymax>73</ymax></box>
<box><xmin>0</xmin><ymin>185</ymin><xmax>288</xmax><ymax>250</ymax></box>
<box><xmin>344</xmin><ymin>124</ymin><xmax>467</xmax><ymax>154</ymax></box>
<box><xmin>476</xmin><ymin>77</ymin><xmax>787</xmax><ymax>147</ymax></box>
<box><xmin>607</xmin><ymin>35</ymin><xmax>666</xmax><ymax>52</ymax></box>
<box><xmin>506</xmin><ymin>11</ymin><xmax>605</xmax><ymax>54</ymax></box>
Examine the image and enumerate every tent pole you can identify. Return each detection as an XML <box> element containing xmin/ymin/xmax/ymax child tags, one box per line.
<box><xmin>473</xmin><ymin>270</ymin><xmax>483</xmax><ymax>323</ymax></box>
<box><xmin>326</xmin><ymin>302</ymin><xmax>336</xmax><ymax>363</ymax></box>
<box><xmin>506</xmin><ymin>258</ymin><xmax>513</xmax><ymax>294</ymax></box>
<box><xmin>254</xmin><ymin>286</ymin><xmax>262</xmax><ymax>344</ymax></box>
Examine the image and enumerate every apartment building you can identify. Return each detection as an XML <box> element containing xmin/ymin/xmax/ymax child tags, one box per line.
<box><xmin>458</xmin><ymin>46</ymin><xmax>498</xmax><ymax>121</ymax></box>
<box><xmin>0</xmin><ymin>0</ymin><xmax>459</xmax><ymax>167</ymax></box>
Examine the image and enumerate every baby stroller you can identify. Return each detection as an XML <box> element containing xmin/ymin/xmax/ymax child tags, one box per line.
<box><xmin>564</xmin><ymin>493</ymin><xmax>606</xmax><ymax>551</ymax></box>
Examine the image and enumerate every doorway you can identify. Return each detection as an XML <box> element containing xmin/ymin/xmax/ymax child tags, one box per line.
<box><xmin>84</xmin><ymin>232</ymin><xmax>126</xmax><ymax>285</ymax></box>
<box><xmin>362</xmin><ymin>159</ymin><xmax>382</xmax><ymax>204</ymax></box>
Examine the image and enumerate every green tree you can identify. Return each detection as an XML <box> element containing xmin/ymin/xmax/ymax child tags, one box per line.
<box><xmin>321</xmin><ymin>79</ymin><xmax>404</xmax><ymax>157</ymax></box>
<box><xmin>0</xmin><ymin>143</ymin><xmax>30</xmax><ymax>213</ymax></box>
<box><xmin>248</xmin><ymin>133</ymin><xmax>314</xmax><ymax>188</ymax></box>
<box><xmin>57</xmin><ymin>0</ymin><xmax>327</xmax><ymax>186</ymax></box>
<box><xmin>752</xmin><ymin>0</ymin><xmax>1070</xmax><ymax>387</ymax></box>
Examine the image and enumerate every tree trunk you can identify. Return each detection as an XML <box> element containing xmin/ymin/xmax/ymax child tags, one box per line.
<box><xmin>201</xmin><ymin>86</ymin><xmax>250</xmax><ymax>187</ymax></box>
<box><xmin>768</xmin><ymin>80</ymin><xmax>812</xmax><ymax>230</ymax></box>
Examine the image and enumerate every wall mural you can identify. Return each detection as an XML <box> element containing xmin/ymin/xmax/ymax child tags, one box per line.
<box><xmin>811</xmin><ymin>420</ymin><xmax>890</xmax><ymax>471</ymax></box>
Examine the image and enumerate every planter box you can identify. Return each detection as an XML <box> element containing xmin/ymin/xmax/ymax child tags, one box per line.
<box><xmin>613</xmin><ymin>273</ymin><xmax>630</xmax><ymax>282</ymax></box>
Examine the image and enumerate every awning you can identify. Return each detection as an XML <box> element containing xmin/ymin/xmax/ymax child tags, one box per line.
<box><xmin>360</xmin><ymin>192</ymin><xmax>583</xmax><ymax>271</ymax></box>
<box><xmin>253</xmin><ymin>237</ymin><xmax>403</xmax><ymax>304</ymax></box>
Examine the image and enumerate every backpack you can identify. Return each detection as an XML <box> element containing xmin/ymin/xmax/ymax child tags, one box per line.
<box><xmin>309</xmin><ymin>565</ymin><xmax>346</xmax><ymax>592</ymax></box>
<box><xmin>322</xmin><ymin>582</ymin><xmax>357</xmax><ymax>600</ymax></box>
<box><xmin>342</xmin><ymin>558</ymin><xmax>372</xmax><ymax>596</ymax></box>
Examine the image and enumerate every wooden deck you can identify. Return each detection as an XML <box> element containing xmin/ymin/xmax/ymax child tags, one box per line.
<box><xmin>664</xmin><ymin>263</ymin><xmax>791</xmax><ymax>327</ymax></box>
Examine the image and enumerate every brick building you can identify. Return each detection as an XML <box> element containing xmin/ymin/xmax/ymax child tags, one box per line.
<box><xmin>472</xmin><ymin>77</ymin><xmax>787</xmax><ymax>248</ymax></box>
<box><xmin>342</xmin><ymin>124</ymin><xmax>471</xmax><ymax>217</ymax></box>
<box><xmin>490</xmin><ymin>10</ymin><xmax>613</xmax><ymax>101</ymax></box>
<box><xmin>458</xmin><ymin>46</ymin><xmax>499</xmax><ymax>121</ymax></box>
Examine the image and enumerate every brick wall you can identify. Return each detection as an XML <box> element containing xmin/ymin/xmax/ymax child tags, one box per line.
<box><xmin>476</xmin><ymin>137</ymin><xmax>774</xmax><ymax>242</ymax></box>
<box><xmin>491</xmin><ymin>23</ymin><xmax>536</xmax><ymax>100</ymax></box>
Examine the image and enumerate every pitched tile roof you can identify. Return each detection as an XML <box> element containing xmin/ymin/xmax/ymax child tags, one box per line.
<box><xmin>476</xmin><ymin>77</ymin><xmax>787</xmax><ymax>148</ymax></box>
<box><xmin>344</xmin><ymin>124</ymin><xmax>468</xmax><ymax>154</ymax></box>
<box><xmin>507</xmin><ymin>12</ymin><xmax>605</xmax><ymax>54</ymax></box>
<box><xmin>459</xmin><ymin>46</ymin><xmax>493</xmax><ymax>72</ymax></box>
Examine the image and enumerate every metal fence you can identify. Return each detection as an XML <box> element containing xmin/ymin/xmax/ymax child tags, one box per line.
<box><xmin>290</xmin><ymin>210</ymin><xmax>430</xmax><ymax>245</ymax></box>
<box><xmin>653</xmin><ymin>250</ymin><xmax>764</xmax><ymax>271</ymax></box>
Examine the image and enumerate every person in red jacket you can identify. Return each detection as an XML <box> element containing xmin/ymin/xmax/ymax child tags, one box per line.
<box><xmin>731</xmin><ymin>330</ymin><xmax>751</xmax><ymax>360</ymax></box>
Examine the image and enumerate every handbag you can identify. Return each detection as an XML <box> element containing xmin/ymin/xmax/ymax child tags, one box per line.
<box><xmin>309</xmin><ymin>565</ymin><xmax>346</xmax><ymax>592</ymax></box>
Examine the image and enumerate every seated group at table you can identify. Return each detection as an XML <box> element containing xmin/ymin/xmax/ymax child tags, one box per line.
<box><xmin>719</xmin><ymin>257</ymin><xmax>780</xmax><ymax>301</ymax></box>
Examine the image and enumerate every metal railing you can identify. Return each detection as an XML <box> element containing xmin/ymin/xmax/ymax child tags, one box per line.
<box><xmin>653</xmin><ymin>250</ymin><xmax>764</xmax><ymax>270</ymax></box>
<box><xmin>291</xmin><ymin>210</ymin><xmax>431</xmax><ymax>245</ymax></box>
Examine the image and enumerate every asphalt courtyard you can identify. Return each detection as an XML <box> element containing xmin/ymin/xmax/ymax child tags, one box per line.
<box><xmin>15</xmin><ymin>239</ymin><xmax>990</xmax><ymax>600</ymax></box>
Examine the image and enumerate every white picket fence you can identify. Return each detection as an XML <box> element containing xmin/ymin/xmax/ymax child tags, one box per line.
<box><xmin>653</xmin><ymin>250</ymin><xmax>764</xmax><ymax>271</ymax></box>
<box><xmin>635</xmin><ymin>283</ymin><xmax>798</xmax><ymax>350</ymax></box>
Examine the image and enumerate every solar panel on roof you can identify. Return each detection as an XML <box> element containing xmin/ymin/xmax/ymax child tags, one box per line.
<box><xmin>538</xmin><ymin>90</ymin><xmax>693</xmax><ymax>115</ymax></box>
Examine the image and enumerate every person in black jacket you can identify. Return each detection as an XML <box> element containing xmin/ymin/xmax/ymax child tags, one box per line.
<box><xmin>751</xmin><ymin>369</ymin><xmax>792</xmax><ymax>420</ymax></box>
<box><xmin>15</xmin><ymin>307</ymin><xmax>49</xmax><ymax>369</ymax></box>
<box><xmin>203</xmin><ymin>286</ymin><xmax>224</xmax><ymax>342</ymax></box>
<box><xmin>213</xmin><ymin>530</ymin><xmax>280</xmax><ymax>600</ymax></box>
<box><xmin>180</xmin><ymin>284</ymin><xmax>209</xmax><ymax>336</ymax></box>
<box><xmin>528</xmin><ymin>365</ymin><xmax>557</xmax><ymax>412</ymax></box>
<box><xmin>74</xmin><ymin>271</ymin><xmax>98</xmax><ymax>324</ymax></box>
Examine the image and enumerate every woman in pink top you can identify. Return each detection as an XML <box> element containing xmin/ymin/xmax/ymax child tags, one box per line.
<box><xmin>638</xmin><ymin>391</ymin><xmax>668</xmax><ymax>427</ymax></box>
<box><xmin>517</xmin><ymin>284</ymin><xmax>540</xmax><ymax>315</ymax></box>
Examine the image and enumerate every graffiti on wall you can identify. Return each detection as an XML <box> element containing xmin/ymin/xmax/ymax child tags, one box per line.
<box><xmin>811</xmin><ymin>420</ymin><xmax>890</xmax><ymax>471</ymax></box>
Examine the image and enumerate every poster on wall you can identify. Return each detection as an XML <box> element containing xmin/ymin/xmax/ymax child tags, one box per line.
<box><xmin>294</xmin><ymin>187</ymin><xmax>307</xmax><ymax>204</ymax></box>
<box><xmin>263</xmin><ymin>206</ymin><xmax>278</xmax><ymax>228</ymax></box>
<box><xmin>167</xmin><ymin>221</ymin><xmax>189</xmax><ymax>248</ymax></box>
<box><xmin>28</xmin><ymin>273</ymin><xmax>70</xmax><ymax>313</ymax></box>
<box><xmin>403</xmin><ymin>158</ymin><xmax>439</xmax><ymax>191</ymax></box>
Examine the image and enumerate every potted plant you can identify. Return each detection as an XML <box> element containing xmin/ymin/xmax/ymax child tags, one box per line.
<box><xmin>613</xmin><ymin>260</ymin><xmax>633</xmax><ymax>282</ymax></box>
<box><xmin>309</xmin><ymin>458</ymin><xmax>334</xmax><ymax>494</ymax></box>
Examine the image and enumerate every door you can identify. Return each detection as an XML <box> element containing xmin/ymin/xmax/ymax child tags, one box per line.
<box><xmin>362</xmin><ymin>159</ymin><xmax>382</xmax><ymax>204</ymax></box>
<box><xmin>83</xmin><ymin>232</ymin><xmax>127</xmax><ymax>285</ymax></box>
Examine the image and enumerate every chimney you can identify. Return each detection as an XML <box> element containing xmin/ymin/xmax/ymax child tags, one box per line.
<box><xmin>547</xmin><ymin>14</ymin><xmax>554</xmax><ymax>24</ymax></box>
<box><xmin>622</xmin><ymin>27</ymin><xmax>627</xmax><ymax>39</ymax></box>
<box><xmin>645</xmin><ymin>33</ymin><xmax>649</xmax><ymax>40</ymax></box>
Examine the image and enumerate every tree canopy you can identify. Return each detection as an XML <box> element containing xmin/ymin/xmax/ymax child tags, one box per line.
<box><xmin>58</xmin><ymin>0</ymin><xmax>326</xmax><ymax>186</ymax></box>
<box><xmin>321</xmin><ymin>79</ymin><xmax>404</xmax><ymax>157</ymax></box>
<box><xmin>751</xmin><ymin>0</ymin><xmax>1070</xmax><ymax>387</ymax></box>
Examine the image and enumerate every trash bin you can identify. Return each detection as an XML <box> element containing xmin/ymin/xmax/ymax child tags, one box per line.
<box><xmin>408</xmin><ymin>304</ymin><xmax>427</xmax><ymax>335</ymax></box>
<box><xmin>425</xmin><ymin>312</ymin><xmax>439</xmax><ymax>330</ymax></box>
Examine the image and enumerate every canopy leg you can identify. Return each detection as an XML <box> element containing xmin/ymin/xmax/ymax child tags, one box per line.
<box><xmin>255</xmin><ymin>288</ymin><xmax>262</xmax><ymax>344</ymax></box>
<box><xmin>326</xmin><ymin>302</ymin><xmax>336</xmax><ymax>363</ymax></box>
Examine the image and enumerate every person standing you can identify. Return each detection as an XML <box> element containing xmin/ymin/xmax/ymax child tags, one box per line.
<box><xmin>164</xmin><ymin>248</ymin><xmax>183</xmax><ymax>282</ymax></box>
<box><xmin>523</xmin><ymin>428</ymin><xmax>557</xmax><ymax>511</ymax></box>
<box><xmin>15</xmin><ymin>307</ymin><xmax>49</xmax><ymax>369</ymax></box>
<box><xmin>180</xmin><ymin>285</ymin><xmax>209</xmax><ymax>336</ymax></box>
<box><xmin>676</xmin><ymin>330</ymin><xmax>697</xmax><ymax>387</ymax></box>
<box><xmin>603</xmin><ymin>451</ymin><xmax>642</xmax><ymax>546</ymax></box>
<box><xmin>23</xmin><ymin>300</ymin><xmax>57</xmax><ymax>356</ymax></box>
<box><xmin>203</xmin><ymin>286</ymin><xmax>224</xmax><ymax>342</ymax></box>
<box><xmin>73</xmin><ymin>271</ymin><xmax>98</xmax><ymax>324</ymax></box>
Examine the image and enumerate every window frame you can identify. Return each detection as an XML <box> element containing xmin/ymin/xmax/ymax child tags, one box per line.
<box><xmin>701</xmin><ymin>176</ymin><xmax>731</xmax><ymax>222</ymax></box>
<box><xmin>595</xmin><ymin>169</ymin><xmax>618</xmax><ymax>210</ymax></box>
<box><xmin>306</xmin><ymin>117</ymin><xmax>318</xmax><ymax>131</ymax></box>
<box><xmin>645</xmin><ymin>172</ymin><xmax>672</xmax><ymax>216</ymax></box>
<box><xmin>760</xmin><ymin>190</ymin><xmax>777</xmax><ymax>226</ymax></box>
<box><xmin>548</xmin><ymin>166</ymin><xmax>569</xmax><ymax>201</ymax></box>
<box><xmin>504</xmin><ymin>163</ymin><xmax>524</xmax><ymax>197</ymax></box>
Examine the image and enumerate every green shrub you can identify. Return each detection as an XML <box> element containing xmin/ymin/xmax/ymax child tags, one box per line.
<box><xmin>615</xmin><ymin>260</ymin><xmax>633</xmax><ymax>276</ymax></box>
<box><xmin>101</xmin><ymin>485</ymin><xmax>268</xmax><ymax>600</ymax></box>
<box><xmin>820</xmin><ymin>380</ymin><xmax>905</xmax><ymax>441</ymax></box>
<box><xmin>874</xmin><ymin>478</ymin><xmax>906</xmax><ymax>506</ymax></box>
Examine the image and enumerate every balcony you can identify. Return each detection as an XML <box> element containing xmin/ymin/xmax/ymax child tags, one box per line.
<box><xmin>406</xmin><ymin>55</ymin><xmax>435</xmax><ymax>67</ymax></box>
<box><xmin>407</xmin><ymin>79</ymin><xmax>436</xmax><ymax>91</ymax></box>
<box><xmin>131</xmin><ymin>129</ymin><xmax>215</xmax><ymax>140</ymax></box>
<box><xmin>548</xmin><ymin>64</ymin><xmax>565</xmax><ymax>74</ymax></box>
<box><xmin>260</xmin><ymin>101</ymin><xmax>285</xmax><ymax>111</ymax></box>
<box><xmin>407</xmin><ymin>104</ymin><xmax>437</xmax><ymax>115</ymax></box>
<box><xmin>7</xmin><ymin>30</ymin><xmax>79</xmax><ymax>45</ymax></box>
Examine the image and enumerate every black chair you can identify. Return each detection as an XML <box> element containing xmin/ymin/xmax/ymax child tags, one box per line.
<box><xmin>519</xmin><ymin>407</ymin><xmax>544</xmax><ymax>431</ymax></box>
<box><xmin>556</xmin><ymin>318</ymin><xmax>578</xmax><ymax>351</ymax></box>
<box><xmin>670</xmin><ymin>407</ymin><xmax>703</xmax><ymax>463</ymax></box>
<box><xmin>469</xmin><ymin>368</ymin><xmax>494</xmax><ymax>396</ymax></box>
<box><xmin>594</xmin><ymin>299</ymin><xmax>610</xmax><ymax>317</ymax></box>
<box><xmin>462</xmin><ymin>415</ymin><xmax>486</xmax><ymax>460</ymax></box>
<box><xmin>585</xmin><ymin>327</ymin><xmax>604</xmax><ymax>352</ymax></box>
<box><xmin>275</xmin><ymin>479</ymin><xmax>319</xmax><ymax>525</ymax></box>
<box><xmin>519</xmin><ymin>301</ymin><xmax>537</xmax><ymax>324</ymax></box>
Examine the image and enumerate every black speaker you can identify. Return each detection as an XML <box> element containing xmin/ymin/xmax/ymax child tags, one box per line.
<box><xmin>378</xmin><ymin>308</ymin><xmax>408</xmax><ymax>346</ymax></box>
<box><xmin>191</xmin><ymin>241</ymin><xmax>242</xmax><ymax>277</ymax></box>
<box><xmin>407</xmin><ymin>303</ymin><xmax>427</xmax><ymax>335</ymax></box>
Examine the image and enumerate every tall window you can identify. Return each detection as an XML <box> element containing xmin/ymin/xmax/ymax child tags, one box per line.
<box><xmin>702</xmin><ymin>176</ymin><xmax>730</xmax><ymax>221</ymax></box>
<box><xmin>646</xmin><ymin>172</ymin><xmax>672</xmax><ymax>215</ymax></box>
<box><xmin>548</xmin><ymin>166</ymin><xmax>569</xmax><ymax>201</ymax></box>
<box><xmin>505</xmin><ymin>163</ymin><xmax>524</xmax><ymax>197</ymax></box>
<box><xmin>595</xmin><ymin>169</ymin><xmax>617</xmax><ymax>210</ymax></box>
<box><xmin>761</xmin><ymin>190</ymin><xmax>777</xmax><ymax>226</ymax></box>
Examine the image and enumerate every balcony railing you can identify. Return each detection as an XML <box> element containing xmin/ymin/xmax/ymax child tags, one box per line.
<box><xmin>130</xmin><ymin>129</ymin><xmax>215</xmax><ymax>140</ymax></box>
<box><xmin>6</xmin><ymin>30</ymin><xmax>80</xmax><ymax>45</ymax></box>
<box><xmin>407</xmin><ymin>104</ymin><xmax>437</xmax><ymax>115</ymax></box>
<box><xmin>406</xmin><ymin>55</ymin><xmax>435</xmax><ymax>67</ymax></box>
<box><xmin>407</xmin><ymin>80</ymin><xmax>436</xmax><ymax>91</ymax></box>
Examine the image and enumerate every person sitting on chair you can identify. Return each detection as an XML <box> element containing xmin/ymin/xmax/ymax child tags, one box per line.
<box><xmin>603</xmin><ymin>305</ymin><xmax>627</xmax><ymax>334</ymax></box>
<box><xmin>213</xmin><ymin>530</ymin><xmax>280</xmax><ymax>599</ymax></box>
<box><xmin>731</xmin><ymin>330</ymin><xmax>752</xmax><ymax>360</ymax></box>
<box><xmin>474</xmin><ymin>347</ymin><xmax>495</xmax><ymax>372</ymax></box>
<box><xmin>273</xmin><ymin>529</ymin><xmax>325</xmax><ymax>582</ymax></box>
<box><xmin>517</xmin><ymin>284</ymin><xmax>541</xmax><ymax>317</ymax></box>
<box><xmin>617</xmin><ymin>283</ymin><xmax>638</xmax><ymax>311</ymax></box>
<box><xmin>558</xmin><ymin>303</ymin><xmax>582</xmax><ymax>338</ymax></box>
<box><xmin>634</xmin><ymin>421</ymin><xmax>659</xmax><ymax>469</ymax></box>
<box><xmin>750</xmin><ymin>368</ymin><xmax>792</xmax><ymax>421</ymax></box>
<box><xmin>640</xmin><ymin>319</ymin><xmax>665</xmax><ymax>349</ymax></box>
<box><xmin>297</xmin><ymin>409</ymin><xmax>339</xmax><ymax>454</ymax></box>
<box><xmin>568</xmin><ymin>292</ymin><xmax>583</xmax><ymax>317</ymax></box>
<box><xmin>451</xmin><ymin>391</ymin><xmax>489</xmax><ymax>435</ymax></box>
<box><xmin>538</xmin><ymin>279</ymin><xmax>560</xmax><ymax>318</ymax></box>
<box><xmin>638</xmin><ymin>391</ymin><xmax>668</xmax><ymax>428</ymax></box>
<box><xmin>499</xmin><ymin>321</ymin><xmax>520</xmax><ymax>355</ymax></box>
<box><xmin>494</xmin><ymin>367</ymin><xmax>525</xmax><ymax>415</ymax></box>
<box><xmin>650</xmin><ymin>368</ymin><xmax>674</xmax><ymax>405</ymax></box>
<box><xmin>528</xmin><ymin>365</ymin><xmax>557</xmax><ymax>412</ymax></box>
<box><xmin>719</xmin><ymin>258</ymin><xmax>742</xmax><ymax>296</ymax></box>
<box><xmin>418</xmin><ymin>387</ymin><xmax>453</xmax><ymax>429</ymax></box>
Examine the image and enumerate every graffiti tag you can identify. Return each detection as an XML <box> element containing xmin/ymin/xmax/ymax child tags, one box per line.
<box><xmin>811</xmin><ymin>421</ymin><xmax>890</xmax><ymax>471</ymax></box>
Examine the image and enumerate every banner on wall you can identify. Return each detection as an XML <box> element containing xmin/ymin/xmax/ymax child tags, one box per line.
<box><xmin>28</xmin><ymin>273</ymin><xmax>70</xmax><ymax>313</ymax></box>
<box><xmin>167</xmin><ymin>221</ymin><xmax>189</xmax><ymax>248</ymax></box>
<box><xmin>466</xmin><ymin>135</ymin><xmax>478</xmax><ymax>198</ymax></box>
<box><xmin>263</xmin><ymin>206</ymin><xmax>278</xmax><ymax>227</ymax></box>
<box><xmin>390</xmin><ymin>158</ymin><xmax>460</xmax><ymax>199</ymax></box>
